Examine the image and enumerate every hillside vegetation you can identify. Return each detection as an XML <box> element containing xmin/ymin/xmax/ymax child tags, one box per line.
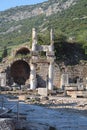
<box><xmin>0</xmin><ymin>0</ymin><xmax>87</xmax><ymax>62</ymax></box>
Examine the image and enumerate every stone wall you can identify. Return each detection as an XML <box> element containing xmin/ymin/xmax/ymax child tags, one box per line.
<box><xmin>36</xmin><ymin>63</ymin><xmax>61</xmax><ymax>88</ymax></box>
<box><xmin>0</xmin><ymin>60</ymin><xmax>87</xmax><ymax>89</ymax></box>
<box><xmin>66</xmin><ymin>63</ymin><xmax>87</xmax><ymax>86</ymax></box>
<box><xmin>36</xmin><ymin>63</ymin><xmax>49</xmax><ymax>87</ymax></box>
<box><xmin>36</xmin><ymin>62</ymin><xmax>87</xmax><ymax>89</ymax></box>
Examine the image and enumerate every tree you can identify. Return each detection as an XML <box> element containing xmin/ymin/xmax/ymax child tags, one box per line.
<box><xmin>2</xmin><ymin>46</ymin><xmax>8</xmax><ymax>59</ymax></box>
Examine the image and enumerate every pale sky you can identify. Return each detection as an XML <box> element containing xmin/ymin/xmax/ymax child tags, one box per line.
<box><xmin>0</xmin><ymin>0</ymin><xmax>48</xmax><ymax>11</ymax></box>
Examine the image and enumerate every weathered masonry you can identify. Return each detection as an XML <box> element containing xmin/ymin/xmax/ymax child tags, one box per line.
<box><xmin>0</xmin><ymin>28</ymin><xmax>55</xmax><ymax>90</ymax></box>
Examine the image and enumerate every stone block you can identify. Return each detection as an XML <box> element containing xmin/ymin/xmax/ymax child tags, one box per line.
<box><xmin>78</xmin><ymin>84</ymin><xmax>84</xmax><ymax>90</ymax></box>
<box><xmin>38</xmin><ymin>88</ymin><xmax>48</xmax><ymax>96</ymax></box>
<box><xmin>65</xmin><ymin>86</ymin><xmax>77</xmax><ymax>91</ymax></box>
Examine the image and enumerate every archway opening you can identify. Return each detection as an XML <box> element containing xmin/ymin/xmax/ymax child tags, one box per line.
<box><xmin>16</xmin><ymin>47</ymin><xmax>30</xmax><ymax>56</ymax></box>
<box><xmin>11</xmin><ymin>60</ymin><xmax>30</xmax><ymax>85</ymax></box>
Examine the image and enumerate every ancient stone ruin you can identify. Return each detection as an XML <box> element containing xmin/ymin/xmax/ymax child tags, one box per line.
<box><xmin>0</xmin><ymin>28</ymin><xmax>55</xmax><ymax>91</ymax></box>
<box><xmin>0</xmin><ymin>28</ymin><xmax>87</xmax><ymax>97</ymax></box>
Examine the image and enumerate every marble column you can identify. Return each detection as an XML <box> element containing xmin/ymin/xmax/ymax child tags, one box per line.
<box><xmin>30</xmin><ymin>63</ymin><xmax>37</xmax><ymax>90</ymax></box>
<box><xmin>49</xmin><ymin>28</ymin><xmax>54</xmax><ymax>51</ymax></box>
<box><xmin>48</xmin><ymin>62</ymin><xmax>54</xmax><ymax>90</ymax></box>
<box><xmin>32</xmin><ymin>28</ymin><xmax>37</xmax><ymax>51</ymax></box>
<box><xmin>0</xmin><ymin>73</ymin><xmax>6</xmax><ymax>87</ymax></box>
<box><xmin>61</xmin><ymin>74</ymin><xmax>69</xmax><ymax>89</ymax></box>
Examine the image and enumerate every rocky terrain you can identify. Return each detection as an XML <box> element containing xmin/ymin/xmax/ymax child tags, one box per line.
<box><xmin>0</xmin><ymin>0</ymin><xmax>77</xmax><ymax>23</ymax></box>
<box><xmin>0</xmin><ymin>0</ymin><xmax>86</xmax><ymax>69</ymax></box>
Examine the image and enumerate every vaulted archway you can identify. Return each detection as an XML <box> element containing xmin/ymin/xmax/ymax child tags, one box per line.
<box><xmin>11</xmin><ymin>60</ymin><xmax>30</xmax><ymax>85</ymax></box>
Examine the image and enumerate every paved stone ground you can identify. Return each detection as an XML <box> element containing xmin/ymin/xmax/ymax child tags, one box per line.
<box><xmin>1</xmin><ymin>95</ymin><xmax>87</xmax><ymax>130</ymax></box>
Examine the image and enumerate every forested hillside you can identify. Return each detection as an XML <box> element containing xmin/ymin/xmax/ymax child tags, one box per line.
<box><xmin>0</xmin><ymin>0</ymin><xmax>87</xmax><ymax>62</ymax></box>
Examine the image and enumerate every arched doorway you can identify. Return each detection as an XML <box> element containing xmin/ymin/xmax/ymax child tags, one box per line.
<box><xmin>11</xmin><ymin>60</ymin><xmax>30</xmax><ymax>85</ymax></box>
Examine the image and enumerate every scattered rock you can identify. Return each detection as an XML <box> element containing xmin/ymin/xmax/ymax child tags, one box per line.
<box><xmin>41</xmin><ymin>96</ymin><xmax>49</xmax><ymax>101</ymax></box>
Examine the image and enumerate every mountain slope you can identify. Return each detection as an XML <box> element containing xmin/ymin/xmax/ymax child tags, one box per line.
<box><xmin>0</xmin><ymin>0</ymin><xmax>87</xmax><ymax>60</ymax></box>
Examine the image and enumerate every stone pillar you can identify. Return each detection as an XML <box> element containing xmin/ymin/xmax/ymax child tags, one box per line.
<box><xmin>1</xmin><ymin>78</ymin><xmax>6</xmax><ymax>87</ymax></box>
<box><xmin>61</xmin><ymin>74</ymin><xmax>69</xmax><ymax>89</ymax></box>
<box><xmin>30</xmin><ymin>63</ymin><xmax>37</xmax><ymax>90</ymax></box>
<box><xmin>49</xmin><ymin>29</ymin><xmax>54</xmax><ymax>51</ymax></box>
<box><xmin>32</xmin><ymin>28</ymin><xmax>37</xmax><ymax>51</ymax></box>
<box><xmin>0</xmin><ymin>73</ymin><xmax>6</xmax><ymax>87</ymax></box>
<box><xmin>48</xmin><ymin>62</ymin><xmax>54</xmax><ymax>90</ymax></box>
<box><xmin>85</xmin><ymin>77</ymin><xmax>87</xmax><ymax>90</ymax></box>
<box><xmin>48</xmin><ymin>29</ymin><xmax>54</xmax><ymax>90</ymax></box>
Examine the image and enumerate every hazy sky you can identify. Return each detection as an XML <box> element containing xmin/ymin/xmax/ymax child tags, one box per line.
<box><xmin>0</xmin><ymin>0</ymin><xmax>48</xmax><ymax>11</ymax></box>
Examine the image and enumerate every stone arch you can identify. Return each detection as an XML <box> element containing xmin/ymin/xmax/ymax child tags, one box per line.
<box><xmin>15</xmin><ymin>47</ymin><xmax>30</xmax><ymax>56</ymax></box>
<box><xmin>10</xmin><ymin>60</ymin><xmax>30</xmax><ymax>85</ymax></box>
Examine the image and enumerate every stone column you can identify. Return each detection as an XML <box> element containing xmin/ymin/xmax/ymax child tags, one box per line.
<box><xmin>49</xmin><ymin>28</ymin><xmax>54</xmax><ymax>51</ymax></box>
<box><xmin>30</xmin><ymin>63</ymin><xmax>37</xmax><ymax>90</ymax></box>
<box><xmin>1</xmin><ymin>78</ymin><xmax>6</xmax><ymax>87</ymax></box>
<box><xmin>48</xmin><ymin>29</ymin><xmax>54</xmax><ymax>90</ymax></box>
<box><xmin>48</xmin><ymin>62</ymin><xmax>54</xmax><ymax>90</ymax></box>
<box><xmin>85</xmin><ymin>77</ymin><xmax>87</xmax><ymax>90</ymax></box>
<box><xmin>61</xmin><ymin>74</ymin><xmax>69</xmax><ymax>89</ymax></box>
<box><xmin>0</xmin><ymin>73</ymin><xmax>6</xmax><ymax>87</ymax></box>
<box><xmin>32</xmin><ymin>28</ymin><xmax>37</xmax><ymax>51</ymax></box>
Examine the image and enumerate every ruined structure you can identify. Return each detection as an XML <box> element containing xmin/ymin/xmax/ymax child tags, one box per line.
<box><xmin>0</xmin><ymin>28</ymin><xmax>87</xmax><ymax>97</ymax></box>
<box><xmin>0</xmin><ymin>28</ymin><xmax>55</xmax><ymax>90</ymax></box>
